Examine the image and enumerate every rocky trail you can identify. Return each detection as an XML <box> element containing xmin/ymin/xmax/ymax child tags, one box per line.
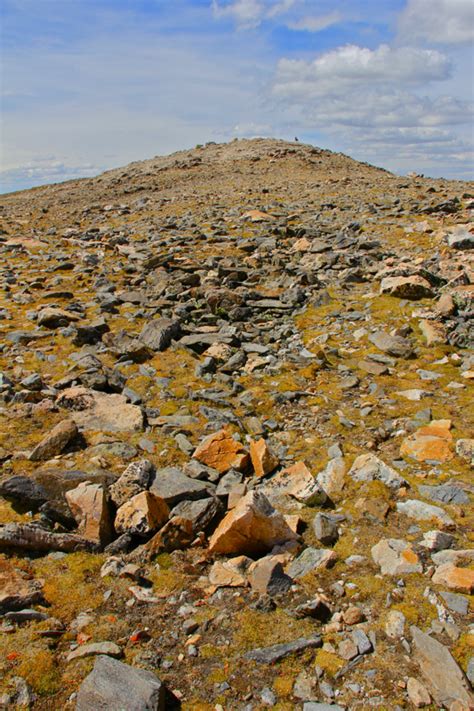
<box><xmin>0</xmin><ymin>138</ymin><xmax>473</xmax><ymax>710</ymax></box>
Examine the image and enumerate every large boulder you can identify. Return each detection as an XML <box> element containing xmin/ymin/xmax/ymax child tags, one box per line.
<box><xmin>208</xmin><ymin>491</ymin><xmax>299</xmax><ymax>556</ymax></box>
<box><xmin>76</xmin><ymin>655</ymin><xmax>166</xmax><ymax>710</ymax></box>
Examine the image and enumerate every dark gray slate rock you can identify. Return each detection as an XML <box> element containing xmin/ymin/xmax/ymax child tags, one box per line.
<box><xmin>418</xmin><ymin>483</ymin><xmax>469</xmax><ymax>505</ymax></box>
<box><xmin>150</xmin><ymin>467</ymin><xmax>213</xmax><ymax>506</ymax></box>
<box><xmin>0</xmin><ymin>476</ymin><xmax>48</xmax><ymax>510</ymax></box>
<box><xmin>244</xmin><ymin>635</ymin><xmax>322</xmax><ymax>663</ymax></box>
<box><xmin>75</xmin><ymin>655</ymin><xmax>165</xmax><ymax>710</ymax></box>
<box><xmin>140</xmin><ymin>319</ymin><xmax>180</xmax><ymax>351</ymax></box>
<box><xmin>170</xmin><ymin>497</ymin><xmax>224</xmax><ymax>533</ymax></box>
<box><xmin>369</xmin><ymin>331</ymin><xmax>414</xmax><ymax>358</ymax></box>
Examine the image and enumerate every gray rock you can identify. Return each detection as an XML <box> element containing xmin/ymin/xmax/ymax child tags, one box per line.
<box><xmin>446</xmin><ymin>225</ymin><xmax>474</xmax><ymax>250</ymax></box>
<box><xmin>418</xmin><ymin>483</ymin><xmax>469</xmax><ymax>505</ymax></box>
<box><xmin>0</xmin><ymin>476</ymin><xmax>48</xmax><ymax>510</ymax></box>
<box><xmin>439</xmin><ymin>591</ymin><xmax>469</xmax><ymax>616</ymax></box>
<box><xmin>244</xmin><ymin>635</ymin><xmax>322</xmax><ymax>663</ymax></box>
<box><xmin>139</xmin><ymin>318</ymin><xmax>180</xmax><ymax>351</ymax></box>
<box><xmin>348</xmin><ymin>454</ymin><xmax>406</xmax><ymax>490</ymax></box>
<box><xmin>396</xmin><ymin>499</ymin><xmax>453</xmax><ymax>526</ymax></box>
<box><xmin>150</xmin><ymin>467</ymin><xmax>212</xmax><ymax>505</ymax></box>
<box><xmin>287</xmin><ymin>548</ymin><xmax>336</xmax><ymax>579</ymax></box>
<box><xmin>371</xmin><ymin>538</ymin><xmax>422</xmax><ymax>576</ymax></box>
<box><xmin>303</xmin><ymin>704</ymin><xmax>345</xmax><ymax>711</ymax></box>
<box><xmin>76</xmin><ymin>655</ymin><xmax>166</xmax><ymax>710</ymax></box>
<box><xmin>467</xmin><ymin>657</ymin><xmax>474</xmax><ymax>686</ymax></box>
<box><xmin>109</xmin><ymin>460</ymin><xmax>155</xmax><ymax>508</ymax></box>
<box><xmin>351</xmin><ymin>629</ymin><xmax>372</xmax><ymax>655</ymax></box>
<box><xmin>410</xmin><ymin>625</ymin><xmax>474</xmax><ymax>708</ymax></box>
<box><xmin>369</xmin><ymin>331</ymin><xmax>414</xmax><ymax>358</ymax></box>
<box><xmin>170</xmin><ymin>497</ymin><xmax>224</xmax><ymax>533</ymax></box>
<box><xmin>313</xmin><ymin>513</ymin><xmax>339</xmax><ymax>545</ymax></box>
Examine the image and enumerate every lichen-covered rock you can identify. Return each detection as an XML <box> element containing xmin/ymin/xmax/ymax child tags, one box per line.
<box><xmin>192</xmin><ymin>428</ymin><xmax>250</xmax><ymax>474</ymax></box>
<box><xmin>371</xmin><ymin>538</ymin><xmax>422</xmax><ymax>576</ymax></box>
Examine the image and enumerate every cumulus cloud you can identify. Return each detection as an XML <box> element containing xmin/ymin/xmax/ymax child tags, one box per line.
<box><xmin>0</xmin><ymin>158</ymin><xmax>102</xmax><ymax>194</ymax></box>
<box><xmin>274</xmin><ymin>45</ymin><xmax>451</xmax><ymax>95</ymax></box>
<box><xmin>399</xmin><ymin>0</ymin><xmax>474</xmax><ymax>45</ymax></box>
<box><xmin>271</xmin><ymin>42</ymin><xmax>473</xmax><ymax>178</ymax></box>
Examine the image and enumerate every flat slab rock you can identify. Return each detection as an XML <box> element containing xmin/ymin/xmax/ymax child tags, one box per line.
<box><xmin>57</xmin><ymin>387</ymin><xmax>144</xmax><ymax>433</ymax></box>
<box><xmin>411</xmin><ymin>625</ymin><xmax>474</xmax><ymax>708</ymax></box>
<box><xmin>149</xmin><ymin>466</ymin><xmax>212</xmax><ymax>506</ymax></box>
<box><xmin>76</xmin><ymin>655</ymin><xmax>166</xmax><ymax>710</ymax></box>
<box><xmin>244</xmin><ymin>635</ymin><xmax>322</xmax><ymax>663</ymax></box>
<box><xmin>348</xmin><ymin>453</ymin><xmax>406</xmax><ymax>490</ymax></box>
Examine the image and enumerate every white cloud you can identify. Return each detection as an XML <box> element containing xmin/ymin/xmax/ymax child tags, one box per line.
<box><xmin>399</xmin><ymin>0</ymin><xmax>474</xmax><ymax>45</ymax></box>
<box><xmin>274</xmin><ymin>45</ymin><xmax>451</xmax><ymax>96</ymax></box>
<box><xmin>211</xmin><ymin>0</ymin><xmax>296</xmax><ymax>27</ymax></box>
<box><xmin>286</xmin><ymin>11</ymin><xmax>342</xmax><ymax>32</ymax></box>
<box><xmin>271</xmin><ymin>42</ymin><xmax>473</xmax><ymax>178</ymax></box>
<box><xmin>0</xmin><ymin>158</ymin><xmax>102</xmax><ymax>194</ymax></box>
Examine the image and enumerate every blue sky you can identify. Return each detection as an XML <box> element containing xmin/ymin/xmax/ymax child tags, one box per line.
<box><xmin>1</xmin><ymin>0</ymin><xmax>473</xmax><ymax>193</ymax></box>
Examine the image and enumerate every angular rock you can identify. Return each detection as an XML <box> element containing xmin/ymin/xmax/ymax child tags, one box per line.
<box><xmin>37</xmin><ymin>306</ymin><xmax>80</xmax><ymax>327</ymax></box>
<box><xmin>109</xmin><ymin>460</ymin><xmax>155</xmax><ymax>508</ymax></box>
<box><xmin>0</xmin><ymin>523</ymin><xmax>97</xmax><ymax>553</ymax></box>
<box><xmin>244</xmin><ymin>635</ymin><xmax>322</xmax><ymax>663</ymax></box>
<box><xmin>401</xmin><ymin>419</ymin><xmax>453</xmax><ymax>463</ymax></box>
<box><xmin>139</xmin><ymin>318</ymin><xmax>180</xmax><ymax>351</ymax></box>
<box><xmin>149</xmin><ymin>467</ymin><xmax>212</xmax><ymax>506</ymax></box>
<box><xmin>432</xmin><ymin>563</ymin><xmax>474</xmax><ymax>593</ymax></box>
<box><xmin>0</xmin><ymin>559</ymin><xmax>45</xmax><ymax>613</ymax></box>
<box><xmin>396</xmin><ymin>499</ymin><xmax>454</xmax><ymax>527</ymax></box>
<box><xmin>316</xmin><ymin>457</ymin><xmax>346</xmax><ymax>499</ymax></box>
<box><xmin>418</xmin><ymin>483</ymin><xmax>468</xmax><ymax>505</ymax></box>
<box><xmin>249</xmin><ymin>438</ymin><xmax>279</xmax><ymax>478</ymax></box>
<box><xmin>287</xmin><ymin>547</ymin><xmax>337</xmax><ymax>579</ymax></box>
<box><xmin>369</xmin><ymin>331</ymin><xmax>414</xmax><ymax>358</ymax></box>
<box><xmin>76</xmin><ymin>655</ymin><xmax>166</xmax><ymax>710</ymax></box>
<box><xmin>371</xmin><ymin>538</ymin><xmax>423</xmax><ymax>576</ymax></box>
<box><xmin>29</xmin><ymin>419</ymin><xmax>78</xmax><ymax>461</ymax></box>
<box><xmin>411</xmin><ymin>625</ymin><xmax>474</xmax><ymax>708</ymax></box>
<box><xmin>208</xmin><ymin>491</ymin><xmax>299</xmax><ymax>556</ymax></box>
<box><xmin>385</xmin><ymin>609</ymin><xmax>406</xmax><ymax>638</ymax></box>
<box><xmin>264</xmin><ymin>461</ymin><xmax>327</xmax><ymax>506</ymax></box>
<box><xmin>192</xmin><ymin>429</ymin><xmax>250</xmax><ymax>474</ymax></box>
<box><xmin>348</xmin><ymin>453</ymin><xmax>406</xmax><ymax>490</ymax></box>
<box><xmin>58</xmin><ymin>387</ymin><xmax>144</xmax><ymax>433</ymax></box>
<box><xmin>208</xmin><ymin>556</ymin><xmax>252</xmax><ymax>588</ymax></box>
<box><xmin>313</xmin><ymin>513</ymin><xmax>339</xmax><ymax>545</ymax></box>
<box><xmin>0</xmin><ymin>476</ymin><xmax>48</xmax><ymax>510</ymax></box>
<box><xmin>406</xmin><ymin>677</ymin><xmax>431</xmax><ymax>707</ymax></box>
<box><xmin>115</xmin><ymin>492</ymin><xmax>169</xmax><ymax>536</ymax></box>
<box><xmin>380</xmin><ymin>275</ymin><xmax>434</xmax><ymax>300</ymax></box>
<box><xmin>170</xmin><ymin>496</ymin><xmax>224</xmax><ymax>533</ymax></box>
<box><xmin>248</xmin><ymin>556</ymin><xmax>293</xmax><ymax>595</ymax></box>
<box><xmin>65</xmin><ymin>482</ymin><xmax>114</xmax><ymax>546</ymax></box>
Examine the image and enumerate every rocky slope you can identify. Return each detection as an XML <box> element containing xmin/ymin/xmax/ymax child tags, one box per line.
<box><xmin>0</xmin><ymin>138</ymin><xmax>473</xmax><ymax>710</ymax></box>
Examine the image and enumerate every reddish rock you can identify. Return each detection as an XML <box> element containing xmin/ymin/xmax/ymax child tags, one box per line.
<box><xmin>192</xmin><ymin>428</ymin><xmax>249</xmax><ymax>474</ymax></box>
<box><xmin>407</xmin><ymin>677</ymin><xmax>431</xmax><ymax>707</ymax></box>
<box><xmin>208</xmin><ymin>556</ymin><xmax>252</xmax><ymax>588</ymax></box>
<box><xmin>432</xmin><ymin>563</ymin><xmax>474</xmax><ymax>593</ymax></box>
<box><xmin>249</xmin><ymin>438</ymin><xmax>279</xmax><ymax>478</ymax></box>
<box><xmin>208</xmin><ymin>491</ymin><xmax>299</xmax><ymax>556</ymax></box>
<box><xmin>144</xmin><ymin>516</ymin><xmax>194</xmax><ymax>558</ymax></box>
<box><xmin>401</xmin><ymin>419</ymin><xmax>453</xmax><ymax>463</ymax></box>
<box><xmin>65</xmin><ymin>481</ymin><xmax>114</xmax><ymax>546</ymax></box>
<box><xmin>0</xmin><ymin>559</ymin><xmax>45</xmax><ymax>613</ymax></box>
<box><xmin>248</xmin><ymin>556</ymin><xmax>293</xmax><ymax>595</ymax></box>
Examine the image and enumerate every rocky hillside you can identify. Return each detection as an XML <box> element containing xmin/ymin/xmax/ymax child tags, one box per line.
<box><xmin>0</xmin><ymin>138</ymin><xmax>473</xmax><ymax>710</ymax></box>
